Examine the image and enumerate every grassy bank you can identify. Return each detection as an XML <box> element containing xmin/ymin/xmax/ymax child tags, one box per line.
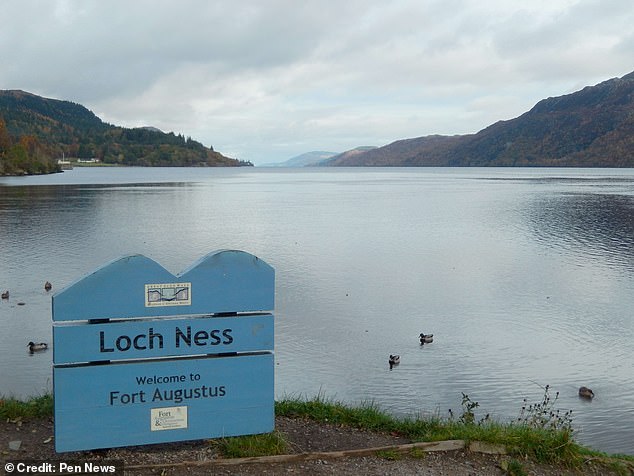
<box><xmin>2</xmin><ymin>392</ymin><xmax>633</xmax><ymax>473</ymax></box>
<box><xmin>0</xmin><ymin>394</ymin><xmax>52</xmax><ymax>419</ymax></box>
<box><xmin>278</xmin><ymin>396</ymin><xmax>583</xmax><ymax>464</ymax></box>
<box><xmin>274</xmin><ymin>393</ymin><xmax>634</xmax><ymax>474</ymax></box>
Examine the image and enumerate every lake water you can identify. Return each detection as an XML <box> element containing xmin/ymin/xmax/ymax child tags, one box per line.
<box><xmin>1</xmin><ymin>166</ymin><xmax>633</xmax><ymax>455</ymax></box>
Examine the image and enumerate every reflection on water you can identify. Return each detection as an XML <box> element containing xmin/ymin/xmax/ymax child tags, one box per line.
<box><xmin>1</xmin><ymin>167</ymin><xmax>633</xmax><ymax>455</ymax></box>
<box><xmin>528</xmin><ymin>192</ymin><xmax>634</xmax><ymax>271</ymax></box>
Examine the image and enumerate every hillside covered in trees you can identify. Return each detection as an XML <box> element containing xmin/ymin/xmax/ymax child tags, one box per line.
<box><xmin>324</xmin><ymin>71</ymin><xmax>634</xmax><ymax>167</ymax></box>
<box><xmin>0</xmin><ymin>116</ymin><xmax>60</xmax><ymax>175</ymax></box>
<box><xmin>0</xmin><ymin>90</ymin><xmax>249</xmax><ymax>174</ymax></box>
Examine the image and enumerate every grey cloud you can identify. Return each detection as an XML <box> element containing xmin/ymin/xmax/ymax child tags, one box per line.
<box><xmin>3</xmin><ymin>0</ymin><xmax>353</xmax><ymax>101</ymax></box>
<box><xmin>1</xmin><ymin>0</ymin><xmax>633</xmax><ymax>164</ymax></box>
<box><xmin>491</xmin><ymin>0</ymin><xmax>634</xmax><ymax>81</ymax></box>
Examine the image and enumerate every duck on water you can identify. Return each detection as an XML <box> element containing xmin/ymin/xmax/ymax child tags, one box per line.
<box><xmin>578</xmin><ymin>386</ymin><xmax>594</xmax><ymax>399</ymax></box>
<box><xmin>419</xmin><ymin>333</ymin><xmax>433</xmax><ymax>345</ymax></box>
<box><xmin>27</xmin><ymin>341</ymin><xmax>48</xmax><ymax>353</ymax></box>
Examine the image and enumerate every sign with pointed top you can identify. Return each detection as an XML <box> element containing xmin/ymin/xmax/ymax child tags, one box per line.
<box><xmin>52</xmin><ymin>250</ymin><xmax>275</xmax><ymax>453</ymax></box>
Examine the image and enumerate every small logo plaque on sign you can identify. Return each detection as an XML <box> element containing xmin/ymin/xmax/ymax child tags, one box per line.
<box><xmin>145</xmin><ymin>283</ymin><xmax>191</xmax><ymax>307</ymax></box>
<box><xmin>151</xmin><ymin>406</ymin><xmax>188</xmax><ymax>431</ymax></box>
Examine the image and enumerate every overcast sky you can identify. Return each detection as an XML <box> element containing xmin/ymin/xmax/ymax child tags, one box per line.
<box><xmin>1</xmin><ymin>1</ymin><xmax>632</xmax><ymax>164</ymax></box>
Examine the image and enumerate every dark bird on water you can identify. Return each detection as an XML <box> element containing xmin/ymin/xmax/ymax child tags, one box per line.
<box><xmin>389</xmin><ymin>354</ymin><xmax>400</xmax><ymax>370</ymax></box>
<box><xmin>27</xmin><ymin>341</ymin><xmax>48</xmax><ymax>353</ymax></box>
<box><xmin>419</xmin><ymin>333</ymin><xmax>433</xmax><ymax>345</ymax></box>
<box><xmin>578</xmin><ymin>386</ymin><xmax>594</xmax><ymax>399</ymax></box>
<box><xmin>44</xmin><ymin>281</ymin><xmax>52</xmax><ymax>291</ymax></box>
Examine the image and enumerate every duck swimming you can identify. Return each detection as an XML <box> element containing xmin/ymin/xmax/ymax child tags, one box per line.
<box><xmin>27</xmin><ymin>341</ymin><xmax>48</xmax><ymax>353</ymax></box>
<box><xmin>44</xmin><ymin>281</ymin><xmax>52</xmax><ymax>291</ymax></box>
<box><xmin>389</xmin><ymin>354</ymin><xmax>400</xmax><ymax>369</ymax></box>
<box><xmin>578</xmin><ymin>386</ymin><xmax>594</xmax><ymax>399</ymax></box>
<box><xmin>1</xmin><ymin>290</ymin><xmax>8</xmax><ymax>299</ymax></box>
<box><xmin>419</xmin><ymin>333</ymin><xmax>433</xmax><ymax>345</ymax></box>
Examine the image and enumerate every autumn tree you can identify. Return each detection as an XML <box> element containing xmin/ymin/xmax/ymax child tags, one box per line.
<box><xmin>0</xmin><ymin>115</ymin><xmax>60</xmax><ymax>175</ymax></box>
<box><xmin>0</xmin><ymin>117</ymin><xmax>11</xmax><ymax>152</ymax></box>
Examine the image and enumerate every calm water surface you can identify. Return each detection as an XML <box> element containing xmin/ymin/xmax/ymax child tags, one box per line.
<box><xmin>1</xmin><ymin>167</ymin><xmax>633</xmax><ymax>455</ymax></box>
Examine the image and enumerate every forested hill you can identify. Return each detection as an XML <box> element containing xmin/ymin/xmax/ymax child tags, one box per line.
<box><xmin>324</xmin><ymin>71</ymin><xmax>634</xmax><ymax>167</ymax></box>
<box><xmin>0</xmin><ymin>90</ymin><xmax>249</xmax><ymax>170</ymax></box>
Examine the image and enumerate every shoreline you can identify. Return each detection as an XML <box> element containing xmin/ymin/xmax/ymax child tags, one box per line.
<box><xmin>1</xmin><ymin>415</ymin><xmax>630</xmax><ymax>476</ymax></box>
<box><xmin>1</xmin><ymin>395</ymin><xmax>633</xmax><ymax>475</ymax></box>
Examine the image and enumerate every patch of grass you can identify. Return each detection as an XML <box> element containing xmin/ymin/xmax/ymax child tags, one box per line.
<box><xmin>505</xmin><ymin>424</ymin><xmax>579</xmax><ymax>465</ymax></box>
<box><xmin>501</xmin><ymin>458</ymin><xmax>528</xmax><ymax>476</ymax></box>
<box><xmin>275</xmin><ymin>393</ymin><xmax>394</xmax><ymax>431</ymax></box>
<box><xmin>409</xmin><ymin>447</ymin><xmax>428</xmax><ymax>459</ymax></box>
<box><xmin>0</xmin><ymin>394</ymin><xmax>53</xmax><ymax>419</ymax></box>
<box><xmin>214</xmin><ymin>431</ymin><xmax>288</xmax><ymax>458</ymax></box>
<box><xmin>577</xmin><ymin>447</ymin><xmax>634</xmax><ymax>475</ymax></box>
<box><xmin>607</xmin><ymin>460</ymin><xmax>634</xmax><ymax>476</ymax></box>
<box><xmin>376</xmin><ymin>449</ymin><xmax>401</xmax><ymax>460</ymax></box>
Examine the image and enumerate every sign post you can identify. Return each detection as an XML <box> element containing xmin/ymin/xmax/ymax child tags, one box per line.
<box><xmin>52</xmin><ymin>250</ymin><xmax>274</xmax><ymax>453</ymax></box>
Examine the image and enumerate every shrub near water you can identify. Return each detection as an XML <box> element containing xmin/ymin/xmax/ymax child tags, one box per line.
<box><xmin>447</xmin><ymin>387</ymin><xmax>579</xmax><ymax>465</ymax></box>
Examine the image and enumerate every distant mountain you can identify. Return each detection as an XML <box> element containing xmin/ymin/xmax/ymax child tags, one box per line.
<box><xmin>262</xmin><ymin>151</ymin><xmax>338</xmax><ymax>167</ymax></box>
<box><xmin>325</xmin><ymin>71</ymin><xmax>634</xmax><ymax>167</ymax></box>
<box><xmin>320</xmin><ymin>146</ymin><xmax>378</xmax><ymax>166</ymax></box>
<box><xmin>0</xmin><ymin>90</ymin><xmax>250</xmax><ymax>168</ymax></box>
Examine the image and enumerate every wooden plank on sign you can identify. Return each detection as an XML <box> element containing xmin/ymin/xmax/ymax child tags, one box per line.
<box><xmin>52</xmin><ymin>250</ymin><xmax>274</xmax><ymax>321</ymax></box>
<box><xmin>54</xmin><ymin>314</ymin><xmax>273</xmax><ymax>364</ymax></box>
<box><xmin>54</xmin><ymin>353</ymin><xmax>274</xmax><ymax>452</ymax></box>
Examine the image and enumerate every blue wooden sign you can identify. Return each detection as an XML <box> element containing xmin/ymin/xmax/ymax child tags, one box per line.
<box><xmin>53</xmin><ymin>250</ymin><xmax>274</xmax><ymax>320</ymax></box>
<box><xmin>52</xmin><ymin>250</ymin><xmax>275</xmax><ymax>453</ymax></box>
<box><xmin>53</xmin><ymin>314</ymin><xmax>273</xmax><ymax>364</ymax></box>
<box><xmin>54</xmin><ymin>355</ymin><xmax>274</xmax><ymax>452</ymax></box>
